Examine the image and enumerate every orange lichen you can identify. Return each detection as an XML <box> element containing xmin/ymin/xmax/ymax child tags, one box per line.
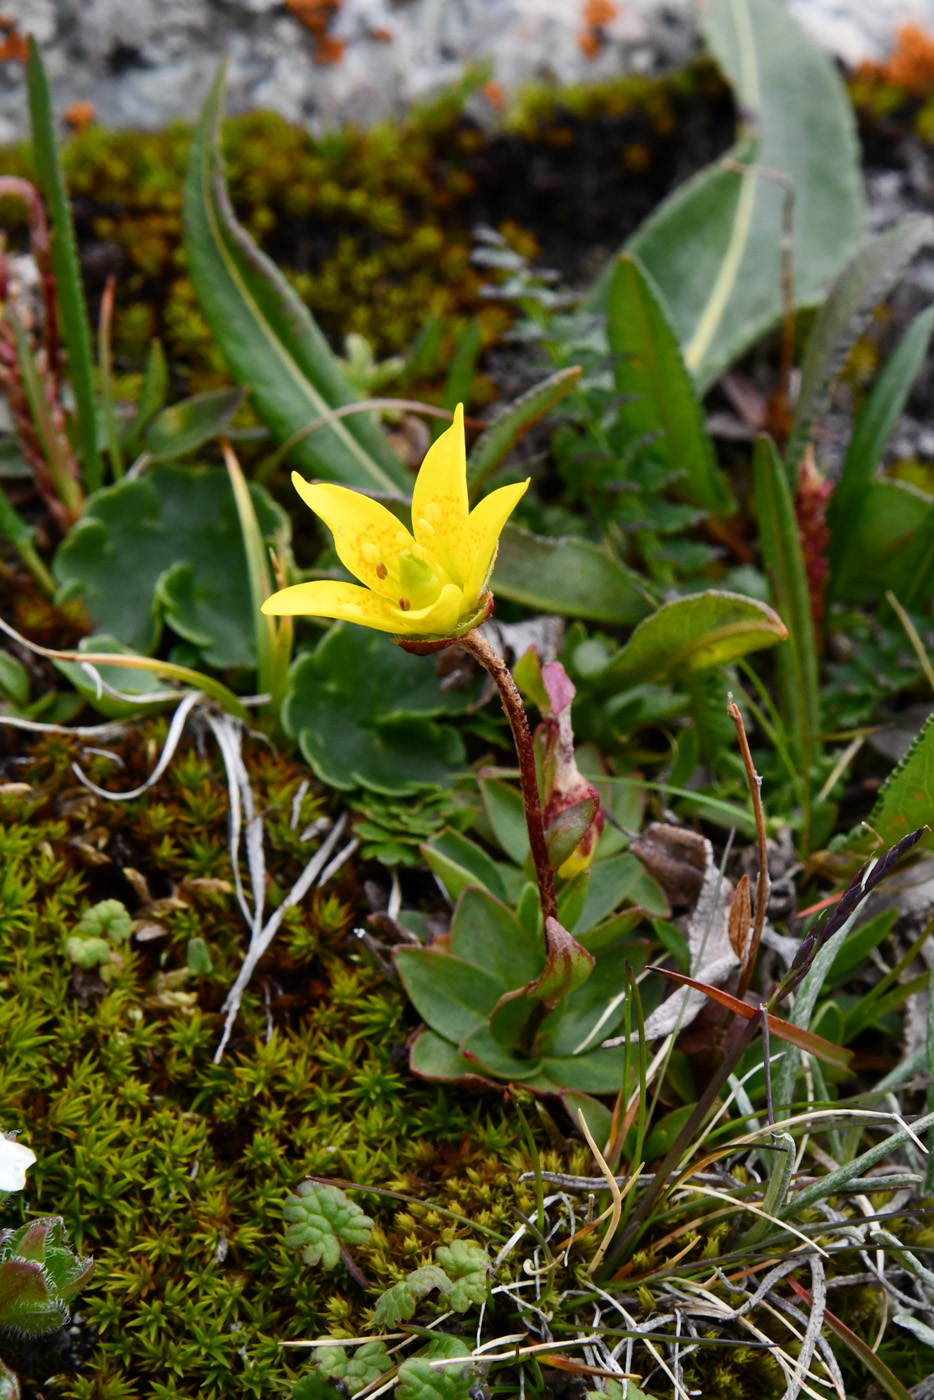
<box><xmin>0</xmin><ymin>17</ymin><xmax>28</xmax><ymax>64</ymax></box>
<box><xmin>480</xmin><ymin>80</ymin><xmax>507</xmax><ymax>113</ymax></box>
<box><xmin>579</xmin><ymin>0</ymin><xmax>616</xmax><ymax>60</ymax></box>
<box><xmin>285</xmin><ymin>0</ymin><xmax>346</xmax><ymax>64</ymax></box>
<box><xmin>859</xmin><ymin>22</ymin><xmax>934</xmax><ymax>96</ymax></box>
<box><xmin>64</xmin><ymin>101</ymin><xmax>96</xmax><ymax>132</ymax></box>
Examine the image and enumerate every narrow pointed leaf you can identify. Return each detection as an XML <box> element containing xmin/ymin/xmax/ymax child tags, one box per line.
<box><xmin>753</xmin><ymin>434</ymin><xmax>819</xmax><ymax>762</ymax></box>
<box><xmin>828</xmin><ymin>303</ymin><xmax>934</xmax><ymax>585</ymax></box>
<box><xmin>649</xmin><ymin>965</ymin><xmax>853</xmax><ymax>1070</ymax></box>
<box><xmin>184</xmin><ymin>66</ymin><xmax>408</xmax><ymax>492</ymax></box>
<box><xmin>786</xmin><ymin>215</ymin><xmax>934</xmax><ymax>473</ymax></box>
<box><xmin>608</xmin><ymin>254</ymin><xmax>731</xmax><ymax>514</ymax></box>
<box><xmin>788</xmin><ymin>1282</ymin><xmax>912</xmax><ymax>1400</ymax></box>
<box><xmin>467</xmin><ymin>368</ymin><xmax>582</xmax><ymax>493</ymax></box>
<box><xmin>26</xmin><ymin>39</ymin><xmax>102</xmax><ymax>490</ymax></box>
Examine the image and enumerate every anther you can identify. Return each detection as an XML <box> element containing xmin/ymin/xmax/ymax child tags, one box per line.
<box><xmin>417</xmin><ymin>515</ymin><xmax>434</xmax><ymax>538</ymax></box>
<box><xmin>376</xmin><ymin>562</ymin><xmax>388</xmax><ymax>579</ymax></box>
<box><xmin>399</xmin><ymin>597</ymin><xmax>411</xmax><ymax>612</ymax></box>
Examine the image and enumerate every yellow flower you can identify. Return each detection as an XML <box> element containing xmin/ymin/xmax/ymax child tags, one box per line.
<box><xmin>262</xmin><ymin>405</ymin><xmax>528</xmax><ymax>639</ymax></box>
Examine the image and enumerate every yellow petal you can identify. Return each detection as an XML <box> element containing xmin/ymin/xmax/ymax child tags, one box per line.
<box><xmin>411</xmin><ymin>404</ymin><xmax>469</xmax><ymax>582</ymax></box>
<box><xmin>400</xmin><ymin>582</ymin><xmax>466</xmax><ymax>636</ymax></box>
<box><xmin>261</xmin><ymin>580</ymin><xmax>406</xmax><ymax>634</ymax></box>
<box><xmin>291</xmin><ymin>474</ymin><xmax>414</xmax><ymax>597</ymax></box>
<box><xmin>462</xmin><ymin>478</ymin><xmax>529</xmax><ymax>604</ymax></box>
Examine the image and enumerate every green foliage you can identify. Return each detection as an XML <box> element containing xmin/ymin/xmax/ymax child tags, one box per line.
<box><xmin>0</xmin><ymin>727</ymin><xmax>533</xmax><ymax>1396</ymax></box>
<box><xmin>63</xmin><ymin>898</ymin><xmax>132</xmax><ymax>971</ymax></box>
<box><xmin>594</xmin><ymin>0</ymin><xmax>865</xmax><ymax>388</ymax></box>
<box><xmin>396</xmin><ymin>1337</ymin><xmax>474</xmax><ymax>1400</ymax></box>
<box><xmin>0</xmin><ymin>1217</ymin><xmax>93</xmax><ymax>1334</ymax></box>
<box><xmin>433</xmin><ymin>1240</ymin><xmax>490</xmax><ymax>1309</ymax></box>
<box><xmin>282</xmin><ymin>624</ymin><xmax>478</xmax><ymax>794</ymax></box>
<box><xmin>372</xmin><ymin>1265</ymin><xmax>452</xmax><ymax>1327</ymax></box>
<box><xmin>53</xmin><ymin>466</ymin><xmax>288</xmax><ymax>665</ymax></box>
<box><xmin>607</xmin><ymin>254</ymin><xmax>731</xmax><ymax>514</ymax></box>
<box><xmin>283</xmin><ymin>1183</ymin><xmax>374</xmax><ymax>1270</ymax></box>
<box><xmin>846</xmin><ymin>711</ymin><xmax>934</xmax><ymax>851</ymax></box>
<box><xmin>304</xmin><ymin>1340</ymin><xmax>391</xmax><ymax>1395</ymax></box>
<box><xmin>786</xmin><ymin>215</ymin><xmax>934</xmax><ymax>473</ymax></box>
<box><xmin>185</xmin><ymin>68</ymin><xmax>410</xmax><ymax>493</ymax></box>
<box><xmin>492</xmin><ymin>526</ymin><xmax>649</xmax><ymax>625</ymax></box>
<box><xmin>590</xmin><ymin>590</ymin><xmax>787</xmax><ymax>689</ymax></box>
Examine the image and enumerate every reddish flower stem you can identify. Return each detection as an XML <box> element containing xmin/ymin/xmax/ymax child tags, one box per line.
<box><xmin>456</xmin><ymin>628</ymin><xmax>557</xmax><ymax>924</ymax></box>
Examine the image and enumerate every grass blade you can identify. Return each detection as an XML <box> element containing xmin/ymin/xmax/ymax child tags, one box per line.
<box><xmin>753</xmin><ymin>434</ymin><xmax>819</xmax><ymax>791</ymax></box>
<box><xmin>788</xmin><ymin>1280</ymin><xmax>913</xmax><ymax>1400</ymax></box>
<box><xmin>26</xmin><ymin>38</ymin><xmax>102</xmax><ymax>493</ymax></box>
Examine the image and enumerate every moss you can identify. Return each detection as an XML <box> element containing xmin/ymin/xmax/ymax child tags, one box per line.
<box><xmin>0</xmin><ymin>722</ymin><xmax>530</xmax><ymax>1397</ymax></box>
<box><xmin>0</xmin><ymin>59</ymin><xmax>730</xmax><ymax>395</ymax></box>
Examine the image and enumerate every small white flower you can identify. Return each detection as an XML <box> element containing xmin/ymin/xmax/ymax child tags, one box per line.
<box><xmin>0</xmin><ymin>1134</ymin><xmax>36</xmax><ymax>1192</ymax></box>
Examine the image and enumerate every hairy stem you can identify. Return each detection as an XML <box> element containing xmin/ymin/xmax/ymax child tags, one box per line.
<box><xmin>456</xmin><ymin>628</ymin><xmax>557</xmax><ymax>924</ymax></box>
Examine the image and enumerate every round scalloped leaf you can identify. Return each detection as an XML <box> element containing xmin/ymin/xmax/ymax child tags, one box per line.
<box><xmin>282</xmin><ymin>624</ymin><xmax>478</xmax><ymax>794</ymax></box>
<box><xmin>283</xmin><ymin>1182</ymin><xmax>374</xmax><ymax>1270</ymax></box>
<box><xmin>434</xmin><ymin>1241</ymin><xmax>489</xmax><ymax>1311</ymax></box>
<box><xmin>313</xmin><ymin>1341</ymin><xmax>391</xmax><ymax>1395</ymax></box>
<box><xmin>396</xmin><ymin>1336</ymin><xmax>474</xmax><ymax>1400</ymax></box>
<box><xmin>53</xmin><ymin>465</ymin><xmax>288</xmax><ymax>667</ymax></box>
<box><xmin>372</xmin><ymin>1265</ymin><xmax>452</xmax><ymax>1329</ymax></box>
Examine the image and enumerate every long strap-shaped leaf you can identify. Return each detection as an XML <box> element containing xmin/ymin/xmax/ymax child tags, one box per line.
<box><xmin>785</xmin><ymin>214</ymin><xmax>934</xmax><ymax>474</ymax></box>
<box><xmin>753</xmin><ymin>434</ymin><xmax>820</xmax><ymax>773</ymax></box>
<box><xmin>649</xmin><ymin>965</ymin><xmax>853</xmax><ymax>1071</ymax></box>
<box><xmin>183</xmin><ymin>66</ymin><xmax>409</xmax><ymax>493</ymax></box>
<box><xmin>26</xmin><ymin>39</ymin><xmax>103</xmax><ymax>492</ymax></box>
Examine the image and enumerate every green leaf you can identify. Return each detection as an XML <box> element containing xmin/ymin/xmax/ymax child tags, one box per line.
<box><xmin>282</xmin><ymin>624</ymin><xmax>474</xmax><ymax>794</ymax></box>
<box><xmin>393</xmin><ymin>948</ymin><xmax>503</xmax><ymax>1042</ymax></box>
<box><xmin>786</xmin><ymin>216</ymin><xmax>934</xmax><ymax>472</ymax></box>
<box><xmin>828</xmin><ymin>305</ymin><xmax>934</xmax><ymax>587</ymax></box>
<box><xmin>449</xmin><ymin>886</ymin><xmax>543</xmax><ymax>990</ymax></box>
<box><xmin>0</xmin><ymin>653</ymin><xmax>30</xmax><ymax>708</ymax></box>
<box><xmin>292</xmin><ymin>1378</ymin><xmax>343</xmax><ymax>1400</ymax></box>
<box><xmin>545</xmin><ymin>796</ymin><xmax>599</xmax><ymax>872</ymax></box>
<box><xmin>125</xmin><ymin>339</ymin><xmax>169</xmax><ymax>452</ymax></box>
<box><xmin>595</xmin><ymin>590</ymin><xmax>786</xmax><ymax>689</ymax></box>
<box><xmin>607</xmin><ymin>255</ymin><xmax>730</xmax><ymax>514</ymax></box>
<box><xmin>311</xmin><ymin>1341</ymin><xmax>391</xmax><ymax>1396</ymax></box>
<box><xmin>834</xmin><ymin>477</ymin><xmax>934</xmax><ymax>602</ymax></box>
<box><xmin>492</xmin><ymin>525</ymin><xmax>649</xmax><ymax>625</ymax></box>
<box><xmin>434</xmin><ymin>1241</ymin><xmax>489</xmax><ymax>1310</ymax></box>
<box><xmin>458</xmin><ymin>1023</ymin><xmax>543</xmax><ymax>1081</ymax></box>
<box><xmin>53</xmin><ymin>633</ymin><xmax>178</xmax><ymax>718</ymax></box>
<box><xmin>396</xmin><ymin>1337</ymin><xmax>474</xmax><ymax>1400</ymax></box>
<box><xmin>53</xmin><ymin>466</ymin><xmax>288</xmax><ymax>667</ymax></box>
<box><xmin>753</xmin><ymin>434</ymin><xmax>820</xmax><ymax>764</ymax></box>
<box><xmin>536</xmin><ymin>947</ymin><xmax>630</xmax><ymax>1057</ymax></box>
<box><xmin>26</xmin><ymin>39</ymin><xmax>102</xmax><ymax>491</ymax></box>
<box><xmin>575</xmin><ymin>853</ymin><xmax>668</xmax><ymax>932</ymax></box>
<box><xmin>282</xmin><ymin>1182</ymin><xmax>373</xmax><ymax>1270</ymax></box>
<box><xmin>479</xmin><ymin>776</ymin><xmax>530</xmax><ymax>866</ymax></box>
<box><xmin>852</xmin><ymin>712</ymin><xmax>934</xmax><ymax>850</ymax></box>
<box><xmin>530</xmin><ymin>1047</ymin><xmax>626</xmax><ymax>1096</ymax></box>
<box><xmin>372</xmin><ymin>1266</ymin><xmax>452</xmax><ymax>1329</ymax></box>
<box><xmin>75</xmin><ymin>900</ymin><xmax>132</xmax><ymax>946</ymax></box>
<box><xmin>422</xmin><ymin>829</ymin><xmax>508</xmax><ymax>903</ymax></box>
<box><xmin>143</xmin><ymin>387</ymin><xmax>246</xmax><ymax>462</ymax></box>
<box><xmin>590</xmin><ymin>0</ymin><xmax>864</xmax><ymax>388</ymax></box>
<box><xmin>467</xmin><ymin>368</ymin><xmax>582</xmax><ymax>493</ymax></box>
<box><xmin>184</xmin><ymin>66</ymin><xmax>408</xmax><ymax>492</ymax></box>
<box><xmin>408</xmin><ymin>1028</ymin><xmax>497</xmax><ymax>1086</ymax></box>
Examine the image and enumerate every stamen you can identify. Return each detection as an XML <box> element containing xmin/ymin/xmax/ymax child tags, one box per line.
<box><xmin>376</xmin><ymin>562</ymin><xmax>388</xmax><ymax>579</ymax></box>
<box><xmin>398</xmin><ymin>597</ymin><xmax>411</xmax><ymax>612</ymax></box>
<box><xmin>361</xmin><ymin>542</ymin><xmax>380</xmax><ymax>565</ymax></box>
<box><xmin>417</xmin><ymin>515</ymin><xmax>434</xmax><ymax>538</ymax></box>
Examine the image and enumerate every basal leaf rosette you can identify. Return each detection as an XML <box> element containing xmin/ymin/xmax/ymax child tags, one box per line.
<box><xmin>262</xmin><ymin>405</ymin><xmax>528</xmax><ymax>641</ymax></box>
